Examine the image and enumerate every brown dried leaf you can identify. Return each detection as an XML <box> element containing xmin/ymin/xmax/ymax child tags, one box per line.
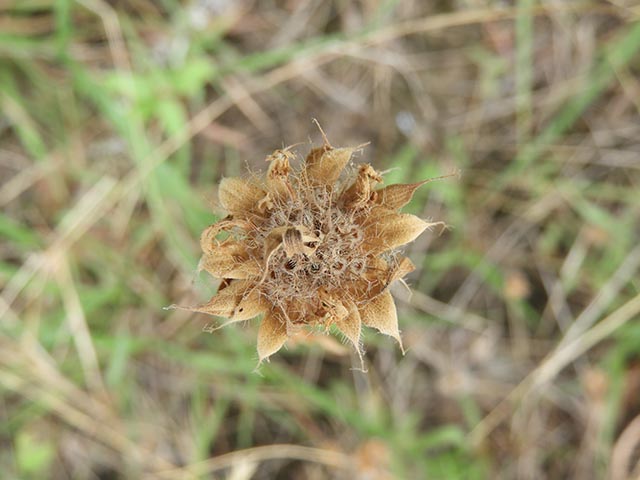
<box><xmin>373</xmin><ymin>180</ymin><xmax>429</xmax><ymax>211</ymax></box>
<box><xmin>199</xmin><ymin>240</ymin><xmax>261</xmax><ymax>279</ymax></box>
<box><xmin>350</xmin><ymin>257</ymin><xmax>415</xmax><ymax>303</ymax></box>
<box><xmin>199</xmin><ymin>218</ymin><xmax>242</xmax><ymax>255</ymax></box>
<box><xmin>389</xmin><ymin>256</ymin><xmax>416</xmax><ymax>284</ymax></box>
<box><xmin>346</xmin><ymin>256</ymin><xmax>389</xmax><ymax>302</ymax></box>
<box><xmin>341</xmin><ymin>164</ymin><xmax>383</xmax><ymax>210</ymax></box>
<box><xmin>233</xmin><ymin>286</ymin><xmax>270</xmax><ymax>321</ymax></box>
<box><xmin>178</xmin><ymin>280</ymin><xmax>269</xmax><ymax>322</ymax></box>
<box><xmin>200</xmin><ymin>223</ymin><xmax>223</xmax><ymax>255</ymax></box>
<box><xmin>362</xmin><ymin>209</ymin><xmax>430</xmax><ymax>254</ymax></box>
<box><xmin>218</xmin><ymin>177</ymin><xmax>265</xmax><ymax>216</ymax></box>
<box><xmin>317</xmin><ymin>287</ymin><xmax>349</xmax><ymax>323</ymax></box>
<box><xmin>178</xmin><ymin>280</ymin><xmax>261</xmax><ymax>321</ymax></box>
<box><xmin>305</xmin><ymin>147</ymin><xmax>354</xmax><ymax>185</ymax></box>
<box><xmin>266</xmin><ymin>149</ymin><xmax>294</xmax><ymax>200</ymax></box>
<box><xmin>257</xmin><ymin>309</ymin><xmax>288</xmax><ymax>363</ymax></box>
<box><xmin>334</xmin><ymin>299</ymin><xmax>362</xmax><ymax>352</ymax></box>
<box><xmin>305</xmin><ymin>144</ymin><xmax>332</xmax><ymax>166</ymax></box>
<box><xmin>360</xmin><ymin>290</ymin><xmax>404</xmax><ymax>352</ymax></box>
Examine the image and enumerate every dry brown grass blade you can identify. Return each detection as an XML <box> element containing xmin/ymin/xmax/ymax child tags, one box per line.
<box><xmin>0</xmin><ymin>340</ymin><xmax>189</xmax><ymax>476</ymax></box>
<box><xmin>0</xmin><ymin>177</ymin><xmax>117</xmax><ymax>320</ymax></box>
<box><xmin>76</xmin><ymin>0</ymin><xmax>131</xmax><ymax>72</ymax></box>
<box><xmin>610</xmin><ymin>414</ymin><xmax>640</xmax><ymax>480</ymax></box>
<box><xmin>0</xmin><ymin>157</ymin><xmax>57</xmax><ymax>206</ymax></box>
<box><xmin>407</xmin><ymin>290</ymin><xmax>487</xmax><ymax>333</ymax></box>
<box><xmin>558</xmin><ymin>243</ymin><xmax>640</xmax><ymax>347</ymax></box>
<box><xmin>470</xmin><ymin>291</ymin><xmax>640</xmax><ymax>447</ymax></box>
<box><xmin>151</xmin><ymin>444</ymin><xmax>351</xmax><ymax>479</ymax></box>
<box><xmin>360</xmin><ymin>2</ymin><xmax>612</xmax><ymax>47</ymax></box>
<box><xmin>56</xmin><ymin>256</ymin><xmax>107</xmax><ymax>396</ymax></box>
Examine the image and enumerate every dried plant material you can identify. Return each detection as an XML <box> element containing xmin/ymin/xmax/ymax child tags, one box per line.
<box><xmin>179</xmin><ymin>132</ymin><xmax>443</xmax><ymax>366</ymax></box>
<box><xmin>233</xmin><ymin>286</ymin><xmax>270</xmax><ymax>321</ymax></box>
<box><xmin>257</xmin><ymin>310</ymin><xmax>288</xmax><ymax>363</ymax></box>
<box><xmin>305</xmin><ymin>147</ymin><xmax>355</xmax><ymax>185</ymax></box>
<box><xmin>198</xmin><ymin>239</ymin><xmax>261</xmax><ymax>279</ymax></box>
<box><xmin>341</xmin><ymin>164</ymin><xmax>383</xmax><ymax>210</ymax></box>
<box><xmin>218</xmin><ymin>177</ymin><xmax>265</xmax><ymax>216</ymax></box>
<box><xmin>390</xmin><ymin>257</ymin><xmax>416</xmax><ymax>283</ymax></box>
<box><xmin>373</xmin><ymin>171</ymin><xmax>459</xmax><ymax>210</ymax></box>
<box><xmin>334</xmin><ymin>299</ymin><xmax>364</xmax><ymax>366</ymax></box>
<box><xmin>266</xmin><ymin>148</ymin><xmax>296</xmax><ymax>201</ymax></box>
<box><xmin>172</xmin><ymin>280</ymin><xmax>256</xmax><ymax>319</ymax></box>
<box><xmin>363</xmin><ymin>209</ymin><xmax>433</xmax><ymax>255</ymax></box>
<box><xmin>360</xmin><ymin>291</ymin><xmax>404</xmax><ymax>353</ymax></box>
<box><xmin>374</xmin><ymin>180</ymin><xmax>430</xmax><ymax>211</ymax></box>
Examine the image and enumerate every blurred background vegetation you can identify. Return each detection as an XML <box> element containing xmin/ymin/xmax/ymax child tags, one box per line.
<box><xmin>2</xmin><ymin>1</ymin><xmax>640</xmax><ymax>479</ymax></box>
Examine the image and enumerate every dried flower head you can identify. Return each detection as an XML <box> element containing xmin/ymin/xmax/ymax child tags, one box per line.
<box><xmin>175</xmin><ymin>130</ymin><xmax>443</xmax><ymax>366</ymax></box>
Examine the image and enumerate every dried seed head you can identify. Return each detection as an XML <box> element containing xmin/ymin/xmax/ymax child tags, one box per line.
<box><xmin>181</xmin><ymin>133</ymin><xmax>443</xmax><ymax>367</ymax></box>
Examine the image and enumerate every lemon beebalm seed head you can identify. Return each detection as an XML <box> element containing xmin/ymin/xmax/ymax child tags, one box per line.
<box><xmin>181</xmin><ymin>133</ymin><xmax>445</xmax><ymax>365</ymax></box>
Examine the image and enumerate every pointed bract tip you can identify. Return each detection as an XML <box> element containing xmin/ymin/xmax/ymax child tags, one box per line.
<box><xmin>312</xmin><ymin>118</ymin><xmax>332</xmax><ymax>147</ymax></box>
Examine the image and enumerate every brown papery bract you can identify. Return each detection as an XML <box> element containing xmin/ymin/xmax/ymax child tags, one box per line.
<box><xmin>178</xmin><ymin>135</ymin><xmax>441</xmax><ymax>368</ymax></box>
